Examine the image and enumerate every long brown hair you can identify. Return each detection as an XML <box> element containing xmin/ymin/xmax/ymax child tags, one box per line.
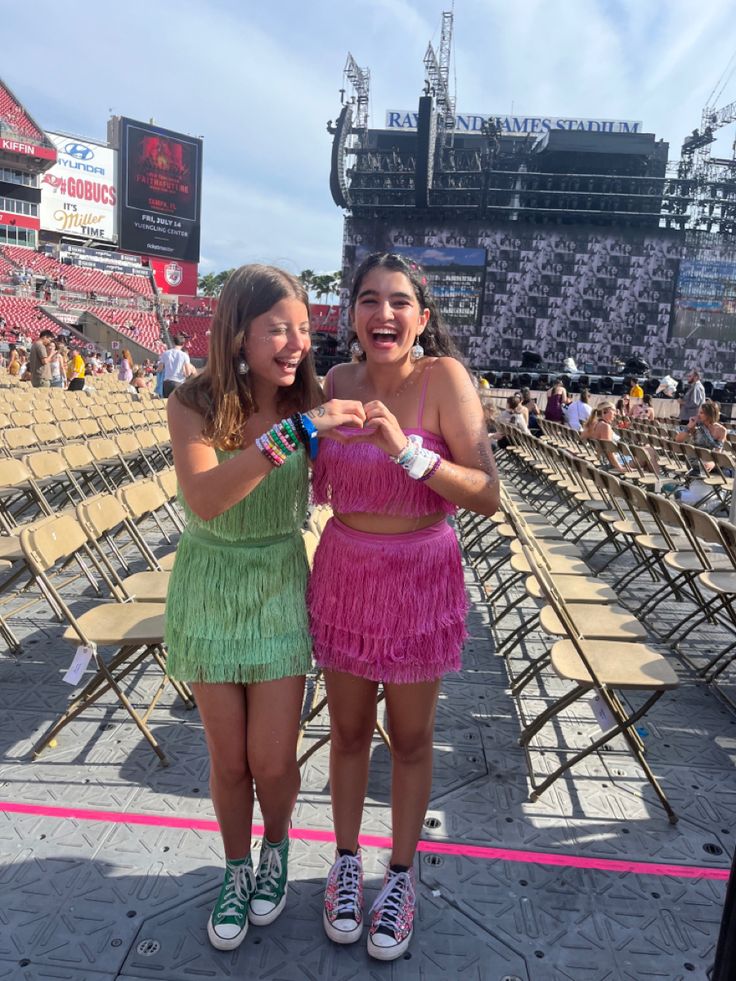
<box><xmin>121</xmin><ymin>348</ymin><xmax>133</xmax><ymax>366</ymax></box>
<box><xmin>175</xmin><ymin>264</ymin><xmax>322</xmax><ymax>450</ymax></box>
<box><xmin>348</xmin><ymin>252</ymin><xmax>463</xmax><ymax>361</ymax></box>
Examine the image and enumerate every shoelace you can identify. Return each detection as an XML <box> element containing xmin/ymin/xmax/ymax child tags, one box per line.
<box><xmin>255</xmin><ymin>845</ymin><xmax>283</xmax><ymax>899</ymax></box>
<box><xmin>369</xmin><ymin>871</ymin><xmax>415</xmax><ymax>931</ymax></box>
<box><xmin>332</xmin><ymin>854</ymin><xmax>362</xmax><ymax>915</ymax></box>
<box><xmin>215</xmin><ymin>863</ymin><xmax>255</xmax><ymax>921</ymax></box>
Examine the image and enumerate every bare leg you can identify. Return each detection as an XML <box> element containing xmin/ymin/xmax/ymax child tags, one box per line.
<box><xmin>383</xmin><ymin>679</ymin><xmax>442</xmax><ymax>867</ymax></box>
<box><xmin>246</xmin><ymin>674</ymin><xmax>306</xmax><ymax>842</ymax></box>
<box><xmin>324</xmin><ymin>670</ymin><xmax>379</xmax><ymax>852</ymax></box>
<box><xmin>191</xmin><ymin>682</ymin><xmax>251</xmax><ymax>859</ymax></box>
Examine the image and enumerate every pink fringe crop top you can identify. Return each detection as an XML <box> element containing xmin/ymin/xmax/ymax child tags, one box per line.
<box><xmin>311</xmin><ymin>367</ymin><xmax>456</xmax><ymax>518</ymax></box>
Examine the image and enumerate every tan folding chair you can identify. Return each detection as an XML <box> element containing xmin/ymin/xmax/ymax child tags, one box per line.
<box><xmin>674</xmin><ymin>505</ymin><xmax>736</xmax><ymax>681</ymax></box>
<box><xmin>21</xmin><ymin>513</ymin><xmax>192</xmax><ymax>765</ymax></box>
<box><xmin>117</xmin><ymin>478</ymin><xmax>180</xmax><ymax>561</ymax></box>
<box><xmin>2</xmin><ymin>426</ymin><xmax>37</xmax><ymax>458</ymax></box>
<box><xmin>517</xmin><ymin>542</ymin><xmax>679</xmax><ymax>823</ymax></box>
<box><xmin>76</xmin><ymin>494</ymin><xmax>171</xmax><ymax>603</ymax></box>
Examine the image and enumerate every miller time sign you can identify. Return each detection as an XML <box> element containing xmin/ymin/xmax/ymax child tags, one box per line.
<box><xmin>40</xmin><ymin>133</ymin><xmax>118</xmax><ymax>242</ymax></box>
<box><xmin>385</xmin><ymin>111</ymin><xmax>643</xmax><ymax>135</ymax></box>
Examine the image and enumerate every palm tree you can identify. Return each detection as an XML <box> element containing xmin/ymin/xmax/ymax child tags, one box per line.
<box><xmin>198</xmin><ymin>269</ymin><xmax>234</xmax><ymax>297</ymax></box>
<box><xmin>298</xmin><ymin>269</ymin><xmax>315</xmax><ymax>295</ymax></box>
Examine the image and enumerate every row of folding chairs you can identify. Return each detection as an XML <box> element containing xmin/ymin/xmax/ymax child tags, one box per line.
<box><xmin>0</xmin><ymin>449</ymin><xmax>179</xmax><ymax>650</ymax></box>
<box><xmin>20</xmin><ymin>480</ymin><xmax>190</xmax><ymax>764</ymax></box>
<box><xmin>459</xmin><ymin>484</ymin><xmax>681</xmax><ymax>822</ymax></box>
<box><xmin>535</xmin><ymin>417</ymin><xmax>735</xmax><ymax>514</ymax></box>
<box><xmin>496</xmin><ymin>426</ymin><xmax>736</xmax><ymax>699</ymax></box>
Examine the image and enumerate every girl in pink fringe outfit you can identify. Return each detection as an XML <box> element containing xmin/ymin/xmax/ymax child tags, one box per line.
<box><xmin>308</xmin><ymin>252</ymin><xmax>500</xmax><ymax>961</ymax></box>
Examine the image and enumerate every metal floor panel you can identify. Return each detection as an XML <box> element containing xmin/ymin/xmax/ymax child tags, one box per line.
<box><xmin>0</xmin><ymin>508</ymin><xmax>733</xmax><ymax>980</ymax></box>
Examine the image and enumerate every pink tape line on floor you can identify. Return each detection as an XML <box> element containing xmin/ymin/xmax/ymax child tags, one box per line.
<box><xmin>0</xmin><ymin>800</ymin><xmax>728</xmax><ymax>881</ymax></box>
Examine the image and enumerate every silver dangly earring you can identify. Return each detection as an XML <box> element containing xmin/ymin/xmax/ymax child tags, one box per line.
<box><xmin>410</xmin><ymin>338</ymin><xmax>425</xmax><ymax>362</ymax></box>
<box><xmin>237</xmin><ymin>356</ymin><xmax>249</xmax><ymax>375</ymax></box>
<box><xmin>350</xmin><ymin>340</ymin><xmax>364</xmax><ymax>359</ymax></box>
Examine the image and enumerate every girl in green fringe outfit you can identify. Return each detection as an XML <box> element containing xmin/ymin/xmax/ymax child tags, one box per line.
<box><xmin>165</xmin><ymin>265</ymin><xmax>365</xmax><ymax>951</ymax></box>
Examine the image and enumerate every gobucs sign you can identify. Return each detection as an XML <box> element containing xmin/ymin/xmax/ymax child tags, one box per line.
<box><xmin>39</xmin><ymin>133</ymin><xmax>117</xmax><ymax>242</ymax></box>
<box><xmin>385</xmin><ymin>111</ymin><xmax>643</xmax><ymax>134</ymax></box>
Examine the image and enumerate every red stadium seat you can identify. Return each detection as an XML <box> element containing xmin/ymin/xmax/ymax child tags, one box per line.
<box><xmin>0</xmin><ymin>82</ymin><xmax>44</xmax><ymax>141</ymax></box>
<box><xmin>0</xmin><ymin>296</ymin><xmax>59</xmax><ymax>342</ymax></box>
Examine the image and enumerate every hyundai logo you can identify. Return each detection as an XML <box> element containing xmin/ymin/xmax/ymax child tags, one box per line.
<box><xmin>64</xmin><ymin>142</ymin><xmax>94</xmax><ymax>160</ymax></box>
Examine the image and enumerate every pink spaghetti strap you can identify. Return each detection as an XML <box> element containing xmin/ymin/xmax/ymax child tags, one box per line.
<box><xmin>417</xmin><ymin>359</ymin><xmax>435</xmax><ymax>428</ymax></box>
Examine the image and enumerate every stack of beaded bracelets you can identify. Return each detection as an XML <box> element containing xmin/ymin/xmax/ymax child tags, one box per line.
<box><xmin>392</xmin><ymin>434</ymin><xmax>442</xmax><ymax>482</ymax></box>
<box><xmin>256</xmin><ymin>413</ymin><xmax>318</xmax><ymax>467</ymax></box>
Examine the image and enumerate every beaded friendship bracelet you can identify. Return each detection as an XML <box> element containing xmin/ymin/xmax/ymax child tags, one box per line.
<box><xmin>256</xmin><ymin>414</ymin><xmax>320</xmax><ymax>467</ymax></box>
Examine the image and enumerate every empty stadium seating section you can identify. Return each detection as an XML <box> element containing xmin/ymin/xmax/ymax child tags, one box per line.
<box><xmin>0</xmin><ymin>85</ymin><xmax>43</xmax><ymax>140</ymax></box>
<box><xmin>0</xmin><ymin>245</ymin><xmax>165</xmax><ymax>352</ymax></box>
<box><xmin>170</xmin><ymin>315</ymin><xmax>211</xmax><ymax>357</ymax></box>
<box><xmin>0</xmin><ymin>296</ymin><xmax>58</xmax><ymax>339</ymax></box>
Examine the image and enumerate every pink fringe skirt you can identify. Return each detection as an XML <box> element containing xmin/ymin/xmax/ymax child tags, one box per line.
<box><xmin>307</xmin><ymin>517</ymin><xmax>468</xmax><ymax>684</ymax></box>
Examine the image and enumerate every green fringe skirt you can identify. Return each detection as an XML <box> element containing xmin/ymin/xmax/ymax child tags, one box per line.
<box><xmin>164</xmin><ymin>527</ymin><xmax>312</xmax><ymax>684</ymax></box>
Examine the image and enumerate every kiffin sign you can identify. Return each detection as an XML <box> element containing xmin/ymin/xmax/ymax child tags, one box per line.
<box><xmin>39</xmin><ymin>133</ymin><xmax>117</xmax><ymax>242</ymax></box>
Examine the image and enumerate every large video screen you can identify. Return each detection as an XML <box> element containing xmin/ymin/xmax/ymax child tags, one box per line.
<box><xmin>355</xmin><ymin>244</ymin><xmax>486</xmax><ymax>327</ymax></box>
<box><xmin>118</xmin><ymin>118</ymin><xmax>202</xmax><ymax>262</ymax></box>
<box><xmin>672</xmin><ymin>253</ymin><xmax>736</xmax><ymax>343</ymax></box>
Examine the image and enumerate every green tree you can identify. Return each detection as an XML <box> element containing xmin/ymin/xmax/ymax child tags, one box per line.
<box><xmin>298</xmin><ymin>269</ymin><xmax>315</xmax><ymax>295</ymax></box>
<box><xmin>198</xmin><ymin>269</ymin><xmax>234</xmax><ymax>297</ymax></box>
<box><xmin>310</xmin><ymin>271</ymin><xmax>341</xmax><ymax>304</ymax></box>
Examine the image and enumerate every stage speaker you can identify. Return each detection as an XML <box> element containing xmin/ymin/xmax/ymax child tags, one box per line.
<box><xmin>521</xmin><ymin>350</ymin><xmax>543</xmax><ymax>369</ymax></box>
<box><xmin>623</xmin><ymin>356</ymin><xmax>650</xmax><ymax>375</ymax></box>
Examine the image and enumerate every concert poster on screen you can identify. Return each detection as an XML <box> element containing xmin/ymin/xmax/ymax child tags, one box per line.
<box><xmin>118</xmin><ymin>118</ymin><xmax>202</xmax><ymax>263</ymax></box>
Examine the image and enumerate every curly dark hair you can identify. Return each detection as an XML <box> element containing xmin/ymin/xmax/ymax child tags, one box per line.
<box><xmin>347</xmin><ymin>252</ymin><xmax>463</xmax><ymax>361</ymax></box>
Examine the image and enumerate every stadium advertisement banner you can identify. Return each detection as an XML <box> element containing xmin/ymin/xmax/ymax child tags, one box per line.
<box><xmin>118</xmin><ymin>118</ymin><xmax>202</xmax><ymax>263</ymax></box>
<box><xmin>384</xmin><ymin>111</ymin><xmax>643</xmax><ymax>135</ymax></box>
<box><xmin>0</xmin><ymin>137</ymin><xmax>56</xmax><ymax>161</ymax></box>
<box><xmin>0</xmin><ymin>211</ymin><xmax>38</xmax><ymax>230</ymax></box>
<box><xmin>148</xmin><ymin>257</ymin><xmax>198</xmax><ymax>295</ymax></box>
<box><xmin>61</xmin><ymin>243</ymin><xmax>142</xmax><ymax>271</ymax></box>
<box><xmin>40</xmin><ymin>134</ymin><xmax>117</xmax><ymax>242</ymax></box>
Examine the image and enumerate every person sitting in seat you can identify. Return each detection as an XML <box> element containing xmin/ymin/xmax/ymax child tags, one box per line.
<box><xmin>675</xmin><ymin>400</ymin><xmax>726</xmax><ymax>476</ymax></box>
<box><xmin>581</xmin><ymin>401</ymin><xmax>633</xmax><ymax>473</ymax></box>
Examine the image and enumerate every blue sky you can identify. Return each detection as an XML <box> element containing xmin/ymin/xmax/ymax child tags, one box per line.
<box><xmin>3</xmin><ymin>0</ymin><xmax>735</xmax><ymax>278</ymax></box>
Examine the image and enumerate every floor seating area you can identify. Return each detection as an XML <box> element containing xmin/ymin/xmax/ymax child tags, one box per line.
<box><xmin>457</xmin><ymin>419</ymin><xmax>736</xmax><ymax>829</ymax></box>
<box><xmin>0</xmin><ymin>377</ymin><xmax>185</xmax><ymax>760</ymax></box>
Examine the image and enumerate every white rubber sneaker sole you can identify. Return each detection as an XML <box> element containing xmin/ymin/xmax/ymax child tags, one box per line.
<box><xmin>323</xmin><ymin>908</ymin><xmax>363</xmax><ymax>944</ymax></box>
<box><xmin>248</xmin><ymin>886</ymin><xmax>288</xmax><ymax>926</ymax></box>
<box><xmin>367</xmin><ymin>927</ymin><xmax>413</xmax><ymax>961</ymax></box>
<box><xmin>207</xmin><ymin>915</ymin><xmax>249</xmax><ymax>950</ymax></box>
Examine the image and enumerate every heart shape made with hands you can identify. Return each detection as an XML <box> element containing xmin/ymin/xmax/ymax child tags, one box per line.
<box><xmin>332</xmin><ymin>424</ymin><xmax>378</xmax><ymax>439</ymax></box>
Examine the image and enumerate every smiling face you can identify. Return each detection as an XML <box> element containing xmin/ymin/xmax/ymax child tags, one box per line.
<box><xmin>243</xmin><ymin>297</ymin><xmax>311</xmax><ymax>389</ymax></box>
<box><xmin>351</xmin><ymin>268</ymin><xmax>429</xmax><ymax>364</ymax></box>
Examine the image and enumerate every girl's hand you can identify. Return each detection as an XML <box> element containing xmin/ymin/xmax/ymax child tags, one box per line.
<box><xmin>358</xmin><ymin>400</ymin><xmax>408</xmax><ymax>458</ymax></box>
<box><xmin>305</xmin><ymin>399</ymin><xmax>367</xmax><ymax>435</ymax></box>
